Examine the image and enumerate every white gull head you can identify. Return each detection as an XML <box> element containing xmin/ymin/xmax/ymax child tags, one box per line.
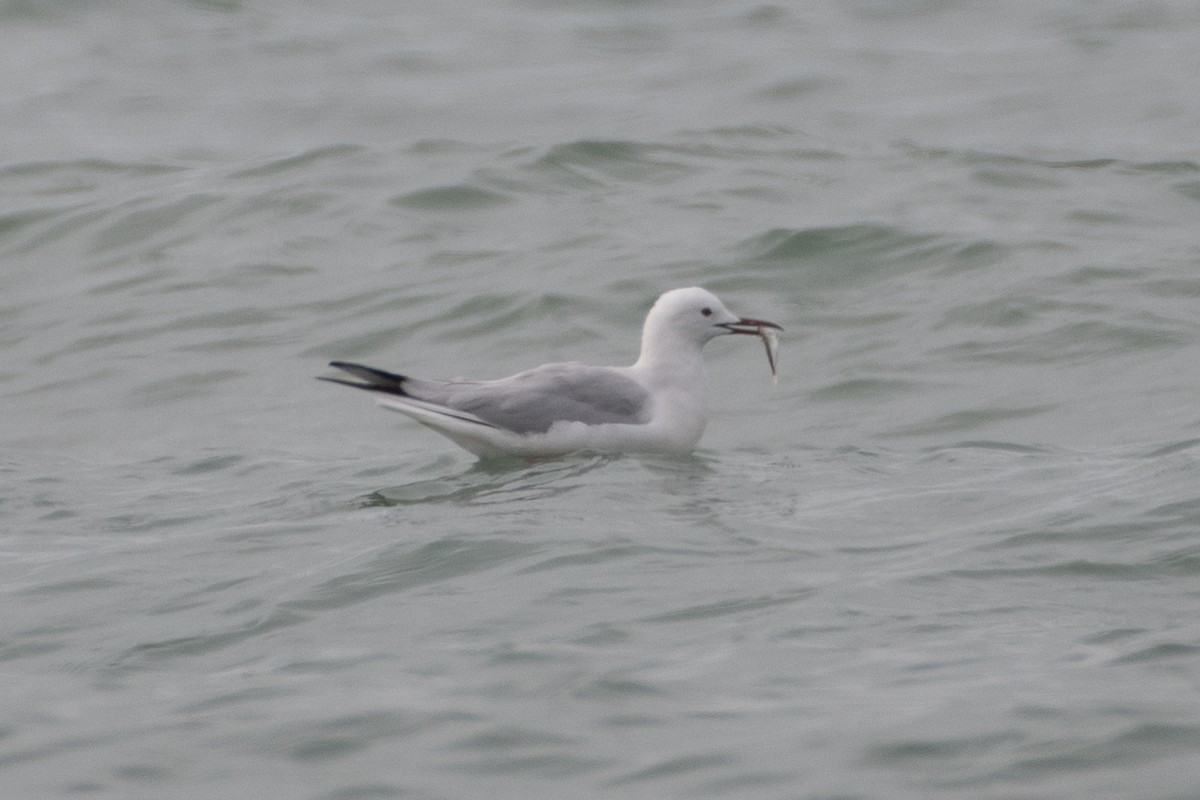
<box><xmin>635</xmin><ymin>286</ymin><xmax>778</xmax><ymax>372</ymax></box>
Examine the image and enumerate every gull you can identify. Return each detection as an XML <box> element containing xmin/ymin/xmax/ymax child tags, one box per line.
<box><xmin>319</xmin><ymin>287</ymin><xmax>781</xmax><ymax>458</ymax></box>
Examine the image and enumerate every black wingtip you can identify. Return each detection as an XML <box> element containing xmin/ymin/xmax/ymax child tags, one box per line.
<box><xmin>319</xmin><ymin>361</ymin><xmax>410</xmax><ymax>397</ymax></box>
<box><xmin>316</xmin><ymin>375</ymin><xmax>366</xmax><ymax>390</ymax></box>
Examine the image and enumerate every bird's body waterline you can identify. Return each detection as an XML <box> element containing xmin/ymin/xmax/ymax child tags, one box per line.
<box><xmin>320</xmin><ymin>287</ymin><xmax>781</xmax><ymax>458</ymax></box>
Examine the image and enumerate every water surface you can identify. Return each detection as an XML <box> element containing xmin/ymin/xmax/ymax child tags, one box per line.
<box><xmin>3</xmin><ymin>1</ymin><xmax>1200</xmax><ymax>798</ymax></box>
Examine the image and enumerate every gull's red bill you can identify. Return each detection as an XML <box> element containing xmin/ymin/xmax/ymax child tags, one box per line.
<box><xmin>718</xmin><ymin>317</ymin><xmax>783</xmax><ymax>336</ymax></box>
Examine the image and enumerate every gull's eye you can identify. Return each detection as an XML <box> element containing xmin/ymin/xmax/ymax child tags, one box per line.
<box><xmin>701</xmin><ymin>307</ymin><xmax>713</xmax><ymax>317</ymax></box>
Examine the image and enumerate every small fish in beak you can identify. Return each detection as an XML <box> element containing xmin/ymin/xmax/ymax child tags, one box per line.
<box><xmin>719</xmin><ymin>317</ymin><xmax>783</xmax><ymax>381</ymax></box>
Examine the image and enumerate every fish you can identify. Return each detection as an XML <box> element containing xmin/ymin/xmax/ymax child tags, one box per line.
<box><xmin>759</xmin><ymin>325</ymin><xmax>780</xmax><ymax>383</ymax></box>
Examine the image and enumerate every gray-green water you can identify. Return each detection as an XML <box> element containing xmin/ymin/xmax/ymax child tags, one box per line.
<box><xmin>4</xmin><ymin>1</ymin><xmax>1200</xmax><ymax>798</ymax></box>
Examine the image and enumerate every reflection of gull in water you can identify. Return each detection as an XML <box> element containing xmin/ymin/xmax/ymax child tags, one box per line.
<box><xmin>320</xmin><ymin>287</ymin><xmax>782</xmax><ymax>458</ymax></box>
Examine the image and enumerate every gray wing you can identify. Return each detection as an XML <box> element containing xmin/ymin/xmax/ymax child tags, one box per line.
<box><xmin>404</xmin><ymin>363</ymin><xmax>652</xmax><ymax>434</ymax></box>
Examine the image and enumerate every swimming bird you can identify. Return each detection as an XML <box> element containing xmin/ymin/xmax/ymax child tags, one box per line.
<box><xmin>320</xmin><ymin>287</ymin><xmax>781</xmax><ymax>458</ymax></box>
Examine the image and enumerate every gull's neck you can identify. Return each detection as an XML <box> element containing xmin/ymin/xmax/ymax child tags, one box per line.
<box><xmin>631</xmin><ymin>329</ymin><xmax>709</xmax><ymax>390</ymax></box>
